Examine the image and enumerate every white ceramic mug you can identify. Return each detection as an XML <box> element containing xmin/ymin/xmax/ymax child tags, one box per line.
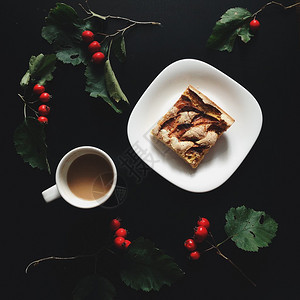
<box><xmin>42</xmin><ymin>146</ymin><xmax>117</xmax><ymax>209</ymax></box>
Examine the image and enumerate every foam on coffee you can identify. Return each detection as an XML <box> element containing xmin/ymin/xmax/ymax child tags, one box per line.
<box><xmin>67</xmin><ymin>154</ymin><xmax>113</xmax><ymax>200</ymax></box>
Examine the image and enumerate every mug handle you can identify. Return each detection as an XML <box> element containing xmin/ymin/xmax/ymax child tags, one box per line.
<box><xmin>42</xmin><ymin>185</ymin><xmax>61</xmax><ymax>203</ymax></box>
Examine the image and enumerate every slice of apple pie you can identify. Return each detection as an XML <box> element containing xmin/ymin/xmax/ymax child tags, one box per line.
<box><xmin>151</xmin><ymin>85</ymin><xmax>235</xmax><ymax>168</ymax></box>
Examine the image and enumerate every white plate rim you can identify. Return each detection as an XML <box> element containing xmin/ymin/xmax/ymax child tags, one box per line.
<box><xmin>127</xmin><ymin>58</ymin><xmax>263</xmax><ymax>193</ymax></box>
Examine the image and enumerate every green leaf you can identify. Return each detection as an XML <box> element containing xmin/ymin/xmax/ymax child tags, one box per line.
<box><xmin>104</xmin><ymin>59</ymin><xmax>129</xmax><ymax>104</ymax></box>
<box><xmin>42</xmin><ymin>3</ymin><xmax>90</xmax><ymax>65</ymax></box>
<box><xmin>207</xmin><ymin>7</ymin><xmax>253</xmax><ymax>52</ymax></box>
<box><xmin>237</xmin><ymin>26</ymin><xmax>252</xmax><ymax>43</ymax></box>
<box><xmin>120</xmin><ymin>237</ymin><xmax>184</xmax><ymax>292</ymax></box>
<box><xmin>20</xmin><ymin>54</ymin><xmax>56</xmax><ymax>87</ymax></box>
<box><xmin>85</xmin><ymin>64</ymin><xmax>122</xmax><ymax>113</ymax></box>
<box><xmin>14</xmin><ymin>117</ymin><xmax>50</xmax><ymax>173</ymax></box>
<box><xmin>20</xmin><ymin>71</ymin><xmax>30</xmax><ymax>87</ymax></box>
<box><xmin>55</xmin><ymin>46</ymin><xmax>87</xmax><ymax>66</ymax></box>
<box><xmin>112</xmin><ymin>35</ymin><xmax>126</xmax><ymax>63</ymax></box>
<box><xmin>42</xmin><ymin>3</ymin><xmax>80</xmax><ymax>44</ymax></box>
<box><xmin>225</xmin><ymin>206</ymin><xmax>278</xmax><ymax>252</ymax></box>
<box><xmin>73</xmin><ymin>275</ymin><xmax>116</xmax><ymax>300</ymax></box>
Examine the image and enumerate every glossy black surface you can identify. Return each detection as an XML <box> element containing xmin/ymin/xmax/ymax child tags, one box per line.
<box><xmin>3</xmin><ymin>0</ymin><xmax>299</xmax><ymax>299</ymax></box>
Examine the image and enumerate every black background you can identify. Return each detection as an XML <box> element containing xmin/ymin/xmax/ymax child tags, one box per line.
<box><xmin>2</xmin><ymin>0</ymin><xmax>299</xmax><ymax>299</ymax></box>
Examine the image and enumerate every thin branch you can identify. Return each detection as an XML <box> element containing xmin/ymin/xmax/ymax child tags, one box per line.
<box><xmin>107</xmin><ymin>39</ymin><xmax>113</xmax><ymax>59</ymax></box>
<box><xmin>203</xmin><ymin>245</ymin><xmax>215</xmax><ymax>252</ymax></box>
<box><xmin>96</xmin><ymin>23</ymin><xmax>136</xmax><ymax>44</ymax></box>
<box><xmin>79</xmin><ymin>0</ymin><xmax>160</xmax><ymax>46</ymax></box>
<box><xmin>26</xmin><ymin>105</ymin><xmax>38</xmax><ymax>117</ymax></box>
<box><xmin>203</xmin><ymin>235</ymin><xmax>232</xmax><ymax>252</ymax></box>
<box><xmin>25</xmin><ymin>254</ymin><xmax>95</xmax><ymax>274</ymax></box>
<box><xmin>252</xmin><ymin>1</ymin><xmax>300</xmax><ymax>18</ymax></box>
<box><xmin>208</xmin><ymin>231</ymin><xmax>217</xmax><ymax>246</ymax></box>
<box><xmin>18</xmin><ymin>94</ymin><xmax>27</xmax><ymax>118</ymax></box>
<box><xmin>105</xmin><ymin>15</ymin><xmax>161</xmax><ymax>26</ymax></box>
<box><xmin>78</xmin><ymin>2</ymin><xmax>92</xmax><ymax>16</ymax></box>
<box><xmin>203</xmin><ymin>231</ymin><xmax>233</xmax><ymax>251</ymax></box>
<box><xmin>18</xmin><ymin>94</ymin><xmax>39</xmax><ymax>119</ymax></box>
<box><xmin>216</xmin><ymin>236</ymin><xmax>232</xmax><ymax>248</ymax></box>
<box><xmin>23</xmin><ymin>103</ymin><xmax>27</xmax><ymax>119</ymax></box>
<box><xmin>202</xmin><ymin>237</ymin><xmax>256</xmax><ymax>287</ymax></box>
<box><xmin>78</xmin><ymin>1</ymin><xmax>106</xmax><ymax>20</ymax></box>
<box><xmin>25</xmin><ymin>242</ymin><xmax>114</xmax><ymax>274</ymax></box>
<box><xmin>79</xmin><ymin>1</ymin><xmax>161</xmax><ymax>25</ymax></box>
<box><xmin>216</xmin><ymin>250</ymin><xmax>257</xmax><ymax>287</ymax></box>
<box><xmin>18</xmin><ymin>93</ymin><xmax>26</xmax><ymax>104</ymax></box>
<box><xmin>18</xmin><ymin>94</ymin><xmax>39</xmax><ymax>105</ymax></box>
<box><xmin>203</xmin><ymin>239</ymin><xmax>218</xmax><ymax>253</ymax></box>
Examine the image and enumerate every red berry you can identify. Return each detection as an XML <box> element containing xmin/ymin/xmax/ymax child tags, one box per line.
<box><xmin>88</xmin><ymin>41</ymin><xmax>101</xmax><ymax>53</ymax></box>
<box><xmin>250</xmin><ymin>19</ymin><xmax>260</xmax><ymax>31</ymax></box>
<box><xmin>124</xmin><ymin>240</ymin><xmax>131</xmax><ymax>249</ymax></box>
<box><xmin>38</xmin><ymin>105</ymin><xmax>50</xmax><ymax>116</ymax></box>
<box><xmin>194</xmin><ymin>226</ymin><xmax>208</xmax><ymax>243</ymax></box>
<box><xmin>110</xmin><ymin>218</ymin><xmax>121</xmax><ymax>231</ymax></box>
<box><xmin>33</xmin><ymin>84</ymin><xmax>45</xmax><ymax>95</ymax></box>
<box><xmin>114</xmin><ymin>236</ymin><xmax>125</xmax><ymax>249</ymax></box>
<box><xmin>197</xmin><ymin>217</ymin><xmax>210</xmax><ymax>229</ymax></box>
<box><xmin>91</xmin><ymin>52</ymin><xmax>105</xmax><ymax>64</ymax></box>
<box><xmin>39</xmin><ymin>92</ymin><xmax>51</xmax><ymax>103</ymax></box>
<box><xmin>115</xmin><ymin>228</ymin><xmax>127</xmax><ymax>238</ymax></box>
<box><xmin>38</xmin><ymin>116</ymin><xmax>48</xmax><ymax>124</ymax></box>
<box><xmin>81</xmin><ymin>30</ymin><xmax>94</xmax><ymax>43</ymax></box>
<box><xmin>184</xmin><ymin>239</ymin><xmax>197</xmax><ymax>252</ymax></box>
<box><xmin>189</xmin><ymin>251</ymin><xmax>201</xmax><ymax>260</ymax></box>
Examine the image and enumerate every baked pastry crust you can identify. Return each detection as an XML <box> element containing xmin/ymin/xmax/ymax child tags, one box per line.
<box><xmin>151</xmin><ymin>85</ymin><xmax>235</xmax><ymax>168</ymax></box>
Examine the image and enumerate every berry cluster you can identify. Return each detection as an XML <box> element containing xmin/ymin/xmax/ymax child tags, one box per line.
<box><xmin>110</xmin><ymin>218</ymin><xmax>131</xmax><ymax>250</ymax></box>
<box><xmin>33</xmin><ymin>84</ymin><xmax>52</xmax><ymax>124</ymax></box>
<box><xmin>81</xmin><ymin>30</ymin><xmax>105</xmax><ymax>64</ymax></box>
<box><xmin>184</xmin><ymin>217</ymin><xmax>210</xmax><ymax>260</ymax></box>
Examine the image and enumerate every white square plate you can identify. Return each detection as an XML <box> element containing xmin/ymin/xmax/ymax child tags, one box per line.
<box><xmin>127</xmin><ymin>59</ymin><xmax>262</xmax><ymax>192</ymax></box>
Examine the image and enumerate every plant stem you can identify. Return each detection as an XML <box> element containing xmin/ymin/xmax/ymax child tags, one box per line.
<box><xmin>23</xmin><ymin>103</ymin><xmax>27</xmax><ymax>119</ymax></box>
<box><xmin>79</xmin><ymin>1</ymin><xmax>161</xmax><ymax>47</ymax></box>
<box><xmin>203</xmin><ymin>232</ymin><xmax>232</xmax><ymax>252</ymax></box>
<box><xmin>107</xmin><ymin>39</ymin><xmax>113</xmax><ymax>58</ymax></box>
<box><xmin>97</xmin><ymin>23</ymin><xmax>136</xmax><ymax>44</ymax></box>
<box><xmin>252</xmin><ymin>1</ymin><xmax>300</xmax><ymax>18</ymax></box>
<box><xmin>203</xmin><ymin>236</ymin><xmax>256</xmax><ymax>287</ymax></box>
<box><xmin>208</xmin><ymin>231</ymin><xmax>217</xmax><ymax>245</ymax></box>
<box><xmin>79</xmin><ymin>1</ymin><xmax>161</xmax><ymax>26</ymax></box>
<box><xmin>78</xmin><ymin>2</ymin><xmax>107</xmax><ymax>21</ymax></box>
<box><xmin>216</xmin><ymin>250</ymin><xmax>257</xmax><ymax>287</ymax></box>
<box><xmin>25</xmin><ymin>254</ymin><xmax>94</xmax><ymax>274</ymax></box>
<box><xmin>216</xmin><ymin>236</ymin><xmax>232</xmax><ymax>248</ymax></box>
<box><xmin>105</xmin><ymin>15</ymin><xmax>161</xmax><ymax>26</ymax></box>
<box><xmin>18</xmin><ymin>93</ymin><xmax>26</xmax><ymax>104</ymax></box>
<box><xmin>203</xmin><ymin>245</ymin><xmax>215</xmax><ymax>252</ymax></box>
<box><xmin>18</xmin><ymin>94</ymin><xmax>39</xmax><ymax>119</ymax></box>
<box><xmin>25</xmin><ymin>243</ymin><xmax>114</xmax><ymax>274</ymax></box>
